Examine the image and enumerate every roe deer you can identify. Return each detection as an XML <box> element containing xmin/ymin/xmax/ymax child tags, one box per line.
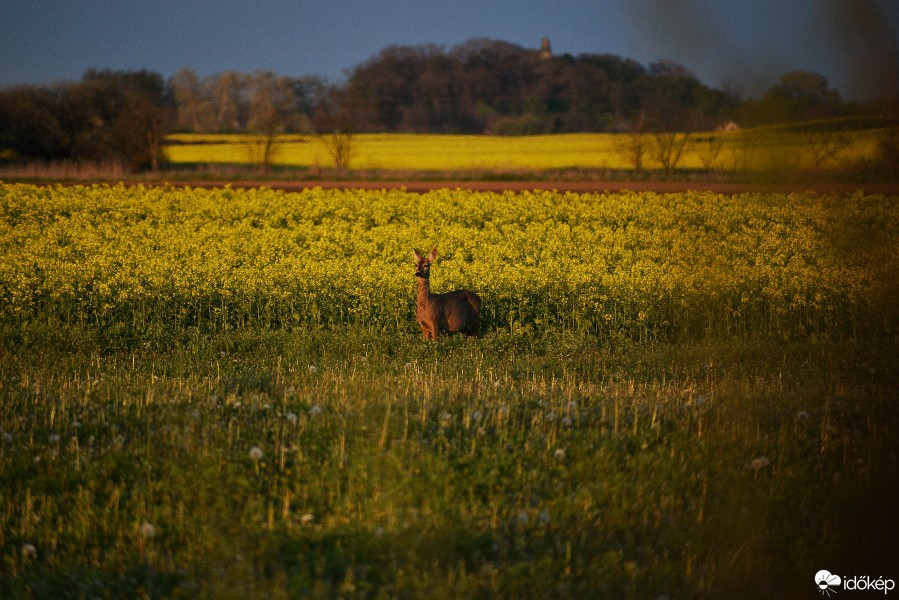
<box><xmin>414</xmin><ymin>248</ymin><xmax>481</xmax><ymax>339</ymax></box>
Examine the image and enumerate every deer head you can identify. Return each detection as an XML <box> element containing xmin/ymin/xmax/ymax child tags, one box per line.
<box><xmin>413</xmin><ymin>248</ymin><xmax>438</xmax><ymax>280</ymax></box>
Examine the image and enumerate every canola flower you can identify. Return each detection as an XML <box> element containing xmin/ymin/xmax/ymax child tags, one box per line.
<box><xmin>0</xmin><ymin>183</ymin><xmax>896</xmax><ymax>342</ymax></box>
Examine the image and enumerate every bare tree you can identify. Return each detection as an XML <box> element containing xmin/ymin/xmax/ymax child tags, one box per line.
<box><xmin>169</xmin><ymin>68</ymin><xmax>212</xmax><ymax>132</ymax></box>
<box><xmin>321</xmin><ymin>130</ymin><xmax>355</xmax><ymax>174</ymax></box>
<box><xmin>617</xmin><ymin>112</ymin><xmax>648</xmax><ymax>173</ymax></box>
<box><xmin>802</xmin><ymin>128</ymin><xmax>851</xmax><ymax>170</ymax></box>
<box><xmin>247</xmin><ymin>71</ymin><xmax>297</xmax><ymax>172</ymax></box>
<box><xmin>211</xmin><ymin>71</ymin><xmax>247</xmax><ymax>131</ymax></box>
<box><xmin>694</xmin><ymin>134</ymin><xmax>725</xmax><ymax>172</ymax></box>
<box><xmin>653</xmin><ymin>131</ymin><xmax>691</xmax><ymax>176</ymax></box>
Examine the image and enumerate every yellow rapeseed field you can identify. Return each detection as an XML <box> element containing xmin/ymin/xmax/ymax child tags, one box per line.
<box><xmin>163</xmin><ymin>130</ymin><xmax>883</xmax><ymax>172</ymax></box>
<box><xmin>1</xmin><ymin>183</ymin><xmax>896</xmax><ymax>340</ymax></box>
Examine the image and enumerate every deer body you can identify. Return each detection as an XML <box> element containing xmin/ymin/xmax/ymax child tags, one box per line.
<box><xmin>414</xmin><ymin>248</ymin><xmax>481</xmax><ymax>339</ymax></box>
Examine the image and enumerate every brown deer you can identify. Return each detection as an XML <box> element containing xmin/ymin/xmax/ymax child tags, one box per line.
<box><xmin>414</xmin><ymin>248</ymin><xmax>481</xmax><ymax>339</ymax></box>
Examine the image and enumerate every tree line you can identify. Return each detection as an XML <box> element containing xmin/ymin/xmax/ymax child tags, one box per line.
<box><xmin>0</xmin><ymin>37</ymin><xmax>882</xmax><ymax>170</ymax></box>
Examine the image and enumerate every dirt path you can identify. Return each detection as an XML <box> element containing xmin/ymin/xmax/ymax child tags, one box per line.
<box><xmin>150</xmin><ymin>180</ymin><xmax>899</xmax><ymax>194</ymax></box>
<box><xmin>26</xmin><ymin>179</ymin><xmax>899</xmax><ymax>194</ymax></box>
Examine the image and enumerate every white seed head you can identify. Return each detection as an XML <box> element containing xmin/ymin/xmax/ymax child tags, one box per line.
<box><xmin>286</xmin><ymin>412</ymin><xmax>298</xmax><ymax>425</ymax></box>
<box><xmin>249</xmin><ymin>446</ymin><xmax>264</xmax><ymax>461</ymax></box>
<box><xmin>308</xmin><ymin>405</ymin><xmax>322</xmax><ymax>416</ymax></box>
<box><xmin>140</xmin><ymin>521</ymin><xmax>156</xmax><ymax>538</ymax></box>
<box><xmin>308</xmin><ymin>365</ymin><xmax>317</xmax><ymax>374</ymax></box>
<box><xmin>300</xmin><ymin>513</ymin><xmax>314</xmax><ymax>524</ymax></box>
<box><xmin>751</xmin><ymin>456</ymin><xmax>770</xmax><ymax>471</ymax></box>
<box><xmin>797</xmin><ymin>410</ymin><xmax>810</xmax><ymax>423</ymax></box>
<box><xmin>554</xmin><ymin>448</ymin><xmax>566</xmax><ymax>461</ymax></box>
<box><xmin>22</xmin><ymin>543</ymin><xmax>37</xmax><ymax>558</ymax></box>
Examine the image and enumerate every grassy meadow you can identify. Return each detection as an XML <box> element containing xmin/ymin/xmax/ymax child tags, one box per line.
<box><xmin>162</xmin><ymin>124</ymin><xmax>887</xmax><ymax>176</ymax></box>
<box><xmin>1</xmin><ymin>183</ymin><xmax>898</xmax><ymax>598</ymax></box>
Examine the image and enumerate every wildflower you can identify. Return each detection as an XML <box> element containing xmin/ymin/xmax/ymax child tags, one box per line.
<box><xmin>48</xmin><ymin>433</ymin><xmax>60</xmax><ymax>444</ymax></box>
<box><xmin>797</xmin><ymin>410</ymin><xmax>810</xmax><ymax>423</ymax></box>
<box><xmin>471</xmin><ymin>410</ymin><xmax>482</xmax><ymax>422</ymax></box>
<box><xmin>562</xmin><ymin>417</ymin><xmax>573</xmax><ymax>427</ymax></box>
<box><xmin>751</xmin><ymin>456</ymin><xmax>770</xmax><ymax>471</ymax></box>
<box><xmin>554</xmin><ymin>448</ymin><xmax>566</xmax><ymax>461</ymax></box>
<box><xmin>308</xmin><ymin>365</ymin><xmax>317</xmax><ymax>374</ymax></box>
<box><xmin>300</xmin><ymin>513</ymin><xmax>314</xmax><ymax>524</ymax></box>
<box><xmin>140</xmin><ymin>521</ymin><xmax>156</xmax><ymax>538</ymax></box>
<box><xmin>308</xmin><ymin>405</ymin><xmax>322</xmax><ymax>416</ymax></box>
<box><xmin>286</xmin><ymin>412</ymin><xmax>298</xmax><ymax>425</ymax></box>
<box><xmin>21</xmin><ymin>543</ymin><xmax>37</xmax><ymax>559</ymax></box>
<box><xmin>249</xmin><ymin>446</ymin><xmax>264</xmax><ymax>461</ymax></box>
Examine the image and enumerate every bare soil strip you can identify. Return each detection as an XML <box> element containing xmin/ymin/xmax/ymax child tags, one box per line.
<box><xmin>24</xmin><ymin>179</ymin><xmax>899</xmax><ymax>194</ymax></box>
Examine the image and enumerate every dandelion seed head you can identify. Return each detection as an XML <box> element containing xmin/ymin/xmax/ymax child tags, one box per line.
<box><xmin>516</xmin><ymin>511</ymin><xmax>529</xmax><ymax>525</ymax></box>
<box><xmin>21</xmin><ymin>543</ymin><xmax>37</xmax><ymax>559</ymax></box>
<box><xmin>308</xmin><ymin>365</ymin><xmax>317</xmax><ymax>374</ymax></box>
<box><xmin>751</xmin><ymin>456</ymin><xmax>770</xmax><ymax>471</ymax></box>
<box><xmin>300</xmin><ymin>513</ymin><xmax>314</xmax><ymax>524</ymax></box>
<box><xmin>554</xmin><ymin>448</ymin><xmax>566</xmax><ymax>461</ymax></box>
<box><xmin>48</xmin><ymin>433</ymin><xmax>60</xmax><ymax>444</ymax></box>
<box><xmin>286</xmin><ymin>412</ymin><xmax>298</xmax><ymax>425</ymax></box>
<box><xmin>249</xmin><ymin>446</ymin><xmax>264</xmax><ymax>461</ymax></box>
<box><xmin>562</xmin><ymin>417</ymin><xmax>573</xmax><ymax>427</ymax></box>
<box><xmin>140</xmin><ymin>521</ymin><xmax>156</xmax><ymax>538</ymax></box>
<box><xmin>471</xmin><ymin>410</ymin><xmax>482</xmax><ymax>421</ymax></box>
<box><xmin>308</xmin><ymin>405</ymin><xmax>322</xmax><ymax>416</ymax></box>
<box><xmin>797</xmin><ymin>410</ymin><xmax>810</xmax><ymax>423</ymax></box>
<box><xmin>538</xmin><ymin>510</ymin><xmax>551</xmax><ymax>524</ymax></box>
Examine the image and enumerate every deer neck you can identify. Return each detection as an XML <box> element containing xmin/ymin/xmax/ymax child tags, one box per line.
<box><xmin>417</xmin><ymin>277</ymin><xmax>431</xmax><ymax>308</ymax></box>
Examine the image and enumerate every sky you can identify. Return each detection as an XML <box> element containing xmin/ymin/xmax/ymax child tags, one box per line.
<box><xmin>1</xmin><ymin>0</ymin><xmax>896</xmax><ymax>100</ymax></box>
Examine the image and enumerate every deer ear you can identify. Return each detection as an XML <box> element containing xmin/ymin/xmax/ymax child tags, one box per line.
<box><xmin>427</xmin><ymin>248</ymin><xmax>438</xmax><ymax>262</ymax></box>
<box><xmin>413</xmin><ymin>249</ymin><xmax>422</xmax><ymax>261</ymax></box>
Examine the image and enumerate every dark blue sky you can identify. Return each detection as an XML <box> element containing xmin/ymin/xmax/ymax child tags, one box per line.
<box><xmin>1</xmin><ymin>0</ymin><xmax>896</xmax><ymax>99</ymax></box>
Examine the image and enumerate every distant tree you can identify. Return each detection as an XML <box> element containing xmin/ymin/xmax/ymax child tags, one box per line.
<box><xmin>78</xmin><ymin>69</ymin><xmax>172</xmax><ymax>170</ymax></box>
<box><xmin>246</xmin><ymin>71</ymin><xmax>297</xmax><ymax>171</ymax></box>
<box><xmin>742</xmin><ymin>71</ymin><xmax>845</xmax><ymax>125</ymax></box>
<box><xmin>618</xmin><ymin>112</ymin><xmax>649</xmax><ymax>173</ymax></box>
<box><xmin>0</xmin><ymin>85</ymin><xmax>70</xmax><ymax>159</ymax></box>
<box><xmin>210</xmin><ymin>71</ymin><xmax>247</xmax><ymax>131</ymax></box>
<box><xmin>170</xmin><ymin>67</ymin><xmax>213</xmax><ymax>131</ymax></box>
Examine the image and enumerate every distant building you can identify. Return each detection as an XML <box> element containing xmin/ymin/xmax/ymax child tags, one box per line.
<box><xmin>540</xmin><ymin>37</ymin><xmax>552</xmax><ymax>59</ymax></box>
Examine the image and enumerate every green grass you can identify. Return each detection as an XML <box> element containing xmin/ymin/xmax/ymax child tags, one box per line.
<box><xmin>2</xmin><ymin>328</ymin><xmax>897</xmax><ymax>598</ymax></box>
<box><xmin>1</xmin><ymin>183</ymin><xmax>897</xmax><ymax>597</ymax></box>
